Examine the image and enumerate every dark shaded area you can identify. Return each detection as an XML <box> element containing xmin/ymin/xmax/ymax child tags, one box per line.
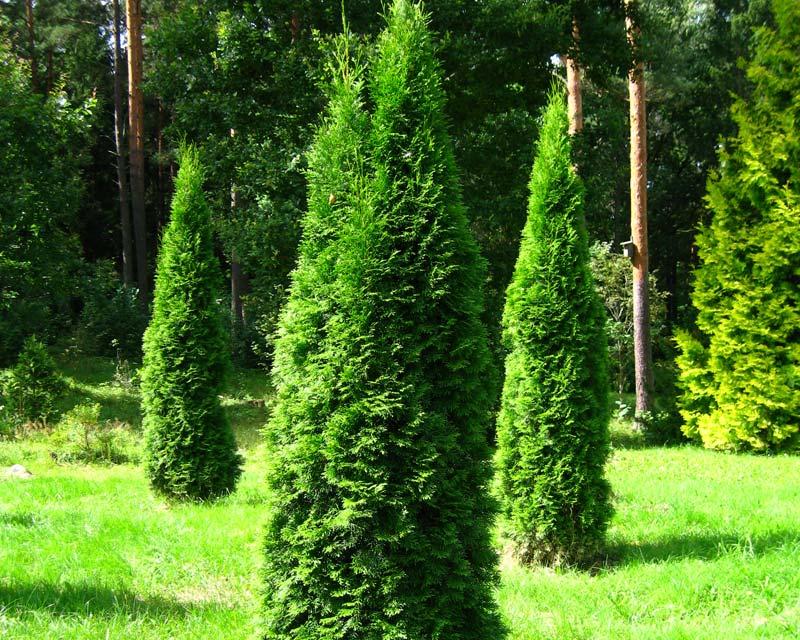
<box><xmin>0</xmin><ymin>512</ymin><xmax>43</xmax><ymax>528</ymax></box>
<box><xmin>604</xmin><ymin>530</ymin><xmax>800</xmax><ymax>569</ymax></box>
<box><xmin>0</xmin><ymin>581</ymin><xmax>219</xmax><ymax>619</ymax></box>
<box><xmin>609</xmin><ymin>427</ymin><xmax>649</xmax><ymax>450</ymax></box>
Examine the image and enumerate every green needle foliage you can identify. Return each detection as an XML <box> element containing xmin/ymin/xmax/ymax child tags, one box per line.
<box><xmin>496</xmin><ymin>90</ymin><xmax>612</xmax><ymax>568</ymax></box>
<box><xmin>676</xmin><ymin>0</ymin><xmax>800</xmax><ymax>452</ymax></box>
<box><xmin>262</xmin><ymin>2</ymin><xmax>503</xmax><ymax>638</ymax></box>
<box><xmin>141</xmin><ymin>147</ymin><xmax>242</xmax><ymax>501</ymax></box>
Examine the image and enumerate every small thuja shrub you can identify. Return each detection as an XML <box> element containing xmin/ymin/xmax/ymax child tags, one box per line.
<box><xmin>1</xmin><ymin>336</ymin><xmax>65</xmax><ymax>425</ymax></box>
<box><xmin>49</xmin><ymin>402</ymin><xmax>140</xmax><ymax>465</ymax></box>
<box><xmin>263</xmin><ymin>3</ymin><xmax>504</xmax><ymax>638</ymax></box>
<box><xmin>676</xmin><ymin>0</ymin><xmax>800</xmax><ymax>452</ymax></box>
<box><xmin>141</xmin><ymin>147</ymin><xmax>242</xmax><ymax>501</ymax></box>
<box><xmin>496</xmin><ymin>90</ymin><xmax>612</xmax><ymax>567</ymax></box>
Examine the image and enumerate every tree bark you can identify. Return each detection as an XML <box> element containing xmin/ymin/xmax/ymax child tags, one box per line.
<box><xmin>156</xmin><ymin>99</ymin><xmax>166</xmax><ymax>233</ymax></box>
<box><xmin>113</xmin><ymin>0</ymin><xmax>134</xmax><ymax>286</ymax></box>
<box><xmin>126</xmin><ymin>0</ymin><xmax>148</xmax><ymax>304</ymax></box>
<box><xmin>229</xmin><ymin>129</ymin><xmax>245</xmax><ymax>327</ymax></box>
<box><xmin>24</xmin><ymin>0</ymin><xmax>39</xmax><ymax>92</ymax></box>
<box><xmin>45</xmin><ymin>47</ymin><xmax>53</xmax><ymax>95</ymax></box>
<box><xmin>565</xmin><ymin>18</ymin><xmax>583</xmax><ymax>136</ymax></box>
<box><xmin>231</xmin><ymin>250</ymin><xmax>245</xmax><ymax>327</ymax></box>
<box><xmin>625</xmin><ymin>0</ymin><xmax>654</xmax><ymax>429</ymax></box>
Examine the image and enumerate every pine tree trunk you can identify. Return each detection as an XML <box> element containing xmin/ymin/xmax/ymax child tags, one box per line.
<box><xmin>24</xmin><ymin>0</ymin><xmax>39</xmax><ymax>92</ymax></box>
<box><xmin>566</xmin><ymin>18</ymin><xmax>583</xmax><ymax>136</ymax></box>
<box><xmin>113</xmin><ymin>0</ymin><xmax>134</xmax><ymax>286</ymax></box>
<box><xmin>45</xmin><ymin>47</ymin><xmax>53</xmax><ymax>95</ymax></box>
<box><xmin>231</xmin><ymin>251</ymin><xmax>245</xmax><ymax>327</ymax></box>
<box><xmin>126</xmin><ymin>0</ymin><xmax>148</xmax><ymax>304</ymax></box>
<box><xmin>229</xmin><ymin>128</ymin><xmax>245</xmax><ymax>327</ymax></box>
<box><xmin>626</xmin><ymin>0</ymin><xmax>654</xmax><ymax>429</ymax></box>
<box><xmin>156</xmin><ymin>100</ymin><xmax>166</xmax><ymax>232</ymax></box>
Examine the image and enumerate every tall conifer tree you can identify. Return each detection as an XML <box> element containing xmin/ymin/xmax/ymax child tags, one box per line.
<box><xmin>141</xmin><ymin>147</ymin><xmax>242</xmax><ymax>501</ymax></box>
<box><xmin>676</xmin><ymin>0</ymin><xmax>800</xmax><ymax>451</ymax></box>
<box><xmin>262</xmin><ymin>2</ymin><xmax>503</xmax><ymax>637</ymax></box>
<box><xmin>496</xmin><ymin>90</ymin><xmax>612</xmax><ymax>567</ymax></box>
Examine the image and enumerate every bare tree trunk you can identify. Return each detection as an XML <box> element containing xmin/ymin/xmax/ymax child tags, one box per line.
<box><xmin>231</xmin><ymin>251</ymin><xmax>245</xmax><ymax>327</ymax></box>
<box><xmin>126</xmin><ymin>0</ymin><xmax>148</xmax><ymax>305</ymax></box>
<box><xmin>156</xmin><ymin>100</ymin><xmax>166</xmax><ymax>233</ymax></box>
<box><xmin>45</xmin><ymin>47</ymin><xmax>54</xmax><ymax>95</ymax></box>
<box><xmin>113</xmin><ymin>0</ymin><xmax>134</xmax><ymax>286</ymax></box>
<box><xmin>24</xmin><ymin>0</ymin><xmax>39</xmax><ymax>92</ymax></box>
<box><xmin>626</xmin><ymin>0</ymin><xmax>654</xmax><ymax>429</ymax></box>
<box><xmin>290</xmin><ymin>12</ymin><xmax>300</xmax><ymax>44</ymax></box>
<box><xmin>565</xmin><ymin>18</ymin><xmax>583</xmax><ymax>135</ymax></box>
<box><xmin>229</xmin><ymin>129</ymin><xmax>245</xmax><ymax>327</ymax></box>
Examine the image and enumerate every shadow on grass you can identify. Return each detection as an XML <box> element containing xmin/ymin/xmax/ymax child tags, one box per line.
<box><xmin>609</xmin><ymin>427</ymin><xmax>649</xmax><ymax>450</ymax></box>
<box><xmin>604</xmin><ymin>529</ymin><xmax>800</xmax><ymax>569</ymax></box>
<box><xmin>84</xmin><ymin>389</ymin><xmax>142</xmax><ymax>427</ymax></box>
<box><xmin>0</xmin><ymin>512</ymin><xmax>42</xmax><ymax>528</ymax></box>
<box><xmin>0</xmin><ymin>581</ymin><xmax>219</xmax><ymax>619</ymax></box>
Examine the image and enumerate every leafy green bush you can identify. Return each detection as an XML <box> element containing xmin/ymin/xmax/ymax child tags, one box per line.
<box><xmin>141</xmin><ymin>146</ymin><xmax>242</xmax><ymax>501</ymax></box>
<box><xmin>0</xmin><ymin>42</ymin><xmax>89</xmax><ymax>366</ymax></box>
<box><xmin>262</xmin><ymin>4</ymin><xmax>504</xmax><ymax>637</ymax></box>
<box><xmin>49</xmin><ymin>403</ymin><xmax>140</xmax><ymax>465</ymax></box>
<box><xmin>676</xmin><ymin>0</ymin><xmax>800</xmax><ymax>452</ymax></box>
<box><xmin>1</xmin><ymin>336</ymin><xmax>65</xmax><ymax>425</ymax></box>
<box><xmin>77</xmin><ymin>260</ymin><xmax>147</xmax><ymax>360</ymax></box>
<box><xmin>496</xmin><ymin>90</ymin><xmax>612</xmax><ymax>567</ymax></box>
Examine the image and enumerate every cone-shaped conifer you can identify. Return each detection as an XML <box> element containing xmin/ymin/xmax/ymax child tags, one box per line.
<box><xmin>496</xmin><ymin>90</ymin><xmax>612</xmax><ymax>567</ymax></box>
<box><xmin>262</xmin><ymin>4</ymin><xmax>503</xmax><ymax>637</ymax></box>
<box><xmin>141</xmin><ymin>147</ymin><xmax>242</xmax><ymax>501</ymax></box>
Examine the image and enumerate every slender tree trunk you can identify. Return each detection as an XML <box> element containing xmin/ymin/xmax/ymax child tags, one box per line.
<box><xmin>229</xmin><ymin>129</ymin><xmax>245</xmax><ymax>327</ymax></box>
<box><xmin>45</xmin><ymin>47</ymin><xmax>54</xmax><ymax>95</ymax></box>
<box><xmin>565</xmin><ymin>18</ymin><xmax>583</xmax><ymax>135</ymax></box>
<box><xmin>113</xmin><ymin>0</ymin><xmax>134</xmax><ymax>286</ymax></box>
<box><xmin>126</xmin><ymin>0</ymin><xmax>148</xmax><ymax>304</ymax></box>
<box><xmin>24</xmin><ymin>0</ymin><xmax>39</xmax><ymax>92</ymax></box>
<box><xmin>625</xmin><ymin>0</ymin><xmax>654</xmax><ymax>429</ymax></box>
<box><xmin>156</xmin><ymin>100</ymin><xmax>166</xmax><ymax>233</ymax></box>
<box><xmin>231</xmin><ymin>250</ymin><xmax>245</xmax><ymax>327</ymax></box>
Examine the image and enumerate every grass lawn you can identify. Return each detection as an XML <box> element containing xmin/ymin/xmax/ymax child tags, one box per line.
<box><xmin>1</xmin><ymin>357</ymin><xmax>799</xmax><ymax>639</ymax></box>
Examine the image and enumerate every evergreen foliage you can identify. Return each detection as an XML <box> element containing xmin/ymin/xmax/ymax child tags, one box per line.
<box><xmin>262</xmin><ymin>2</ymin><xmax>503</xmax><ymax>637</ymax></box>
<box><xmin>676</xmin><ymin>0</ymin><xmax>800</xmax><ymax>452</ymax></box>
<box><xmin>140</xmin><ymin>147</ymin><xmax>242</xmax><ymax>501</ymax></box>
<box><xmin>496</xmin><ymin>90</ymin><xmax>612</xmax><ymax>567</ymax></box>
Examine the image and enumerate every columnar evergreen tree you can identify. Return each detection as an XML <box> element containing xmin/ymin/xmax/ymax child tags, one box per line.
<box><xmin>676</xmin><ymin>0</ymin><xmax>800</xmax><ymax>452</ymax></box>
<box><xmin>496</xmin><ymin>90</ymin><xmax>612</xmax><ymax>567</ymax></box>
<box><xmin>262</xmin><ymin>2</ymin><xmax>504</xmax><ymax>637</ymax></box>
<box><xmin>140</xmin><ymin>147</ymin><xmax>242</xmax><ymax>501</ymax></box>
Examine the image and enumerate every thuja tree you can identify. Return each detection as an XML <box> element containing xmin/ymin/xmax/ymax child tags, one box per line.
<box><xmin>496</xmin><ymin>90</ymin><xmax>612</xmax><ymax>567</ymax></box>
<box><xmin>262</xmin><ymin>2</ymin><xmax>504</xmax><ymax>637</ymax></box>
<box><xmin>140</xmin><ymin>147</ymin><xmax>242</xmax><ymax>501</ymax></box>
<box><xmin>676</xmin><ymin>0</ymin><xmax>800</xmax><ymax>452</ymax></box>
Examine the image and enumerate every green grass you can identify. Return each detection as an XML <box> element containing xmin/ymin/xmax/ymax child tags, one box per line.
<box><xmin>1</xmin><ymin>357</ymin><xmax>799</xmax><ymax>638</ymax></box>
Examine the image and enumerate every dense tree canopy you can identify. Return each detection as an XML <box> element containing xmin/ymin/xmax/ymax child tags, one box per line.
<box><xmin>0</xmin><ymin>41</ymin><xmax>91</xmax><ymax>364</ymax></box>
<box><xmin>0</xmin><ymin>0</ymin><xmax>776</xmax><ymax>378</ymax></box>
